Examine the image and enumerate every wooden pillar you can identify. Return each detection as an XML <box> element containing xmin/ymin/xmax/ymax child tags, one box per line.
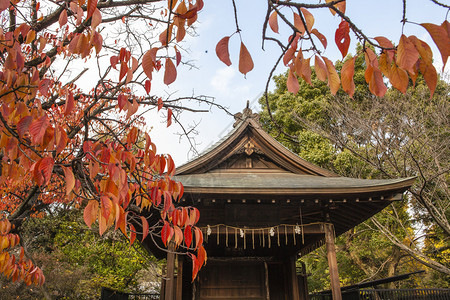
<box><xmin>176</xmin><ymin>255</ymin><xmax>183</xmax><ymax>300</ymax></box>
<box><xmin>290</xmin><ymin>256</ymin><xmax>300</xmax><ymax>300</ymax></box>
<box><xmin>325</xmin><ymin>224</ymin><xmax>342</xmax><ymax>300</ymax></box>
<box><xmin>165</xmin><ymin>243</ymin><xmax>176</xmax><ymax>300</ymax></box>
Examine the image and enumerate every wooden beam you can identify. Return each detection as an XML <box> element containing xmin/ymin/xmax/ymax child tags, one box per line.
<box><xmin>165</xmin><ymin>243</ymin><xmax>175</xmax><ymax>300</ymax></box>
<box><xmin>325</xmin><ymin>224</ymin><xmax>342</xmax><ymax>300</ymax></box>
<box><xmin>290</xmin><ymin>256</ymin><xmax>300</xmax><ymax>300</ymax></box>
<box><xmin>200</xmin><ymin>223</ymin><xmax>326</xmax><ymax>235</ymax></box>
<box><xmin>176</xmin><ymin>255</ymin><xmax>183</xmax><ymax>300</ymax></box>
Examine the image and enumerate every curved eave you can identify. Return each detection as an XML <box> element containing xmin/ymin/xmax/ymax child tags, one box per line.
<box><xmin>176</xmin><ymin>118</ymin><xmax>336</xmax><ymax>177</ymax></box>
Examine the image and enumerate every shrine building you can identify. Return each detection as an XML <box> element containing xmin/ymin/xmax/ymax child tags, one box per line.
<box><xmin>146</xmin><ymin>106</ymin><xmax>414</xmax><ymax>300</ymax></box>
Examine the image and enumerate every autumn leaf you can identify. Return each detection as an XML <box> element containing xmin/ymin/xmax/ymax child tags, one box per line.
<box><xmin>144</xmin><ymin>80</ymin><xmax>151</xmax><ymax>94</ymax></box>
<box><xmin>29</xmin><ymin>116</ymin><xmax>49</xmax><ymax>145</ymax></box>
<box><xmin>374</xmin><ymin>36</ymin><xmax>395</xmax><ymax>62</ymax></box>
<box><xmin>335</xmin><ymin>20</ymin><xmax>350</xmax><ymax>58</ymax></box>
<box><xmin>141</xmin><ymin>216</ymin><xmax>149</xmax><ymax>242</ymax></box>
<box><xmin>323</xmin><ymin>57</ymin><xmax>340</xmax><ymax>95</ymax></box>
<box><xmin>164</xmin><ymin>58</ymin><xmax>177</xmax><ymax>85</ymax></box>
<box><xmin>389</xmin><ymin>62</ymin><xmax>409</xmax><ymax>94</ymax></box>
<box><xmin>421</xmin><ymin>22</ymin><xmax>450</xmax><ymax>70</ymax></box>
<box><xmin>238</xmin><ymin>42</ymin><xmax>254</xmax><ymax>75</ymax></box>
<box><xmin>326</xmin><ymin>0</ymin><xmax>346</xmax><ymax>15</ymax></box>
<box><xmin>300</xmin><ymin>57</ymin><xmax>312</xmax><ymax>86</ymax></box>
<box><xmin>314</xmin><ymin>55</ymin><xmax>327</xmax><ymax>82</ymax></box>
<box><xmin>287</xmin><ymin>69</ymin><xmax>299</xmax><ymax>94</ymax></box>
<box><xmin>91</xmin><ymin>8</ymin><xmax>102</xmax><ymax>28</ymax></box>
<box><xmin>419</xmin><ymin>59</ymin><xmax>437</xmax><ymax>98</ymax></box>
<box><xmin>396</xmin><ymin>35</ymin><xmax>419</xmax><ymax>75</ymax></box>
<box><xmin>58</xmin><ymin>10</ymin><xmax>68</xmax><ymax>27</ymax></box>
<box><xmin>62</xmin><ymin>166</ymin><xmax>75</xmax><ymax>195</ymax></box>
<box><xmin>161</xmin><ymin>221</ymin><xmax>172</xmax><ymax>247</ymax></box>
<box><xmin>184</xmin><ymin>225</ymin><xmax>192</xmax><ymax>248</ymax></box>
<box><xmin>86</xmin><ymin>0</ymin><xmax>98</xmax><ymax>20</ymax></box>
<box><xmin>269</xmin><ymin>11</ymin><xmax>278</xmax><ymax>33</ymax></box>
<box><xmin>64</xmin><ymin>91</ymin><xmax>75</xmax><ymax>116</ymax></box>
<box><xmin>84</xmin><ymin>201</ymin><xmax>99</xmax><ymax>228</ymax></box>
<box><xmin>215</xmin><ymin>36</ymin><xmax>232</xmax><ymax>66</ymax></box>
<box><xmin>17</xmin><ymin>116</ymin><xmax>33</xmax><ymax>138</ymax></box>
<box><xmin>341</xmin><ymin>57</ymin><xmax>355</xmax><ymax>98</ymax></box>
<box><xmin>300</xmin><ymin>8</ymin><xmax>314</xmax><ymax>32</ymax></box>
<box><xmin>311</xmin><ymin>29</ymin><xmax>327</xmax><ymax>49</ymax></box>
<box><xmin>167</xmin><ymin>108</ymin><xmax>173</xmax><ymax>127</ymax></box>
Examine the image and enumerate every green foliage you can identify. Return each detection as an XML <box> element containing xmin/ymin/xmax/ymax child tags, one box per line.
<box><xmin>259</xmin><ymin>46</ymin><xmax>449</xmax><ymax>290</ymax></box>
<box><xmin>0</xmin><ymin>210</ymin><xmax>161</xmax><ymax>299</ymax></box>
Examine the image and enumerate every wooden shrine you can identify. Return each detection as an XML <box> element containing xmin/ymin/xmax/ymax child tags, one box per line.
<box><xmin>145</xmin><ymin>105</ymin><xmax>414</xmax><ymax>300</ymax></box>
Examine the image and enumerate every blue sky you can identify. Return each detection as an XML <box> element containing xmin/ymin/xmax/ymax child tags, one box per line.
<box><xmin>146</xmin><ymin>0</ymin><xmax>449</xmax><ymax>165</ymax></box>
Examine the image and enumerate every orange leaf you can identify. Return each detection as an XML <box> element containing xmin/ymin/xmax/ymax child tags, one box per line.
<box><xmin>314</xmin><ymin>55</ymin><xmax>327</xmax><ymax>82</ymax></box>
<box><xmin>269</xmin><ymin>11</ymin><xmax>278</xmax><ymax>33</ymax></box>
<box><xmin>215</xmin><ymin>36</ymin><xmax>232</xmax><ymax>66</ymax></box>
<box><xmin>365</xmin><ymin>64</ymin><xmax>387</xmax><ymax>97</ymax></box>
<box><xmin>421</xmin><ymin>22</ymin><xmax>450</xmax><ymax>70</ymax></box>
<box><xmin>378</xmin><ymin>53</ymin><xmax>391</xmax><ymax>78</ymax></box>
<box><xmin>300</xmin><ymin>57</ymin><xmax>312</xmax><ymax>86</ymax></box>
<box><xmin>396</xmin><ymin>34</ymin><xmax>419</xmax><ymax>75</ymax></box>
<box><xmin>300</xmin><ymin>8</ymin><xmax>314</xmax><ymax>32</ymax></box>
<box><xmin>389</xmin><ymin>63</ymin><xmax>409</xmax><ymax>94</ymax></box>
<box><xmin>326</xmin><ymin>0</ymin><xmax>345</xmax><ymax>15</ymax></box>
<box><xmin>197</xmin><ymin>245</ymin><xmax>207</xmax><ymax>267</ymax></box>
<box><xmin>86</xmin><ymin>0</ymin><xmax>98</xmax><ymax>20</ymax></box>
<box><xmin>311</xmin><ymin>29</ymin><xmax>327</xmax><ymax>49</ymax></box>
<box><xmin>323</xmin><ymin>57</ymin><xmax>340</xmax><ymax>95</ymax></box>
<box><xmin>62</xmin><ymin>166</ymin><xmax>75</xmax><ymax>195</ymax></box>
<box><xmin>91</xmin><ymin>8</ymin><xmax>102</xmax><ymax>28</ymax></box>
<box><xmin>166</xmin><ymin>154</ymin><xmax>176</xmax><ymax>176</ymax></box>
<box><xmin>374</xmin><ymin>36</ymin><xmax>394</xmax><ymax>62</ymax></box>
<box><xmin>238</xmin><ymin>42</ymin><xmax>254</xmax><ymax>75</ymax></box>
<box><xmin>194</xmin><ymin>227</ymin><xmax>203</xmax><ymax>250</ymax></box>
<box><xmin>129</xmin><ymin>224</ymin><xmax>136</xmax><ymax>244</ymax></box>
<box><xmin>341</xmin><ymin>57</ymin><xmax>355</xmax><ymax>98</ymax></box>
<box><xmin>335</xmin><ymin>20</ymin><xmax>350</xmax><ymax>58</ymax></box>
<box><xmin>419</xmin><ymin>59</ymin><xmax>437</xmax><ymax>98</ymax></box>
<box><xmin>173</xmin><ymin>226</ymin><xmax>183</xmax><ymax>247</ymax></box>
<box><xmin>164</xmin><ymin>58</ymin><xmax>177</xmax><ymax>85</ymax></box>
<box><xmin>287</xmin><ymin>69</ymin><xmax>299</xmax><ymax>94</ymax></box>
<box><xmin>83</xmin><ymin>200</ymin><xmax>98</xmax><ymax>228</ymax></box>
<box><xmin>293</xmin><ymin>12</ymin><xmax>305</xmax><ymax>34</ymax></box>
<box><xmin>17</xmin><ymin>116</ymin><xmax>33</xmax><ymax>139</ymax></box>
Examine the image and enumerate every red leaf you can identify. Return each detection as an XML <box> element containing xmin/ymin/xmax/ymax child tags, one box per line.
<box><xmin>215</xmin><ymin>36</ymin><xmax>232</xmax><ymax>66</ymax></box>
<box><xmin>311</xmin><ymin>29</ymin><xmax>327</xmax><ymax>49</ymax></box>
<box><xmin>158</xmin><ymin>98</ymin><xmax>163</xmax><ymax>111</ymax></box>
<box><xmin>314</xmin><ymin>56</ymin><xmax>327</xmax><ymax>82</ymax></box>
<box><xmin>175</xmin><ymin>48</ymin><xmax>181</xmax><ymax>66</ymax></box>
<box><xmin>83</xmin><ymin>200</ymin><xmax>98</xmax><ymax>228</ymax></box>
<box><xmin>396</xmin><ymin>35</ymin><xmax>419</xmax><ymax>75</ymax></box>
<box><xmin>173</xmin><ymin>226</ymin><xmax>183</xmax><ymax>247</ymax></box>
<box><xmin>167</xmin><ymin>108</ymin><xmax>173</xmax><ymax>127</ymax></box>
<box><xmin>36</xmin><ymin>157</ymin><xmax>54</xmax><ymax>185</ymax></box>
<box><xmin>161</xmin><ymin>221</ymin><xmax>172</xmax><ymax>247</ymax></box>
<box><xmin>421</xmin><ymin>22</ymin><xmax>450</xmax><ymax>70</ymax></box>
<box><xmin>64</xmin><ymin>91</ymin><xmax>75</xmax><ymax>116</ymax></box>
<box><xmin>86</xmin><ymin>0</ymin><xmax>98</xmax><ymax>19</ymax></box>
<box><xmin>141</xmin><ymin>216</ymin><xmax>149</xmax><ymax>242</ymax></box>
<box><xmin>287</xmin><ymin>69</ymin><xmax>299</xmax><ymax>94</ymax></box>
<box><xmin>117</xmin><ymin>94</ymin><xmax>127</xmax><ymax>111</ymax></box>
<box><xmin>341</xmin><ymin>57</ymin><xmax>355</xmax><ymax>98</ymax></box>
<box><xmin>238</xmin><ymin>42</ymin><xmax>254</xmax><ymax>75</ymax></box>
<box><xmin>17</xmin><ymin>116</ymin><xmax>33</xmax><ymax>138</ymax></box>
<box><xmin>194</xmin><ymin>227</ymin><xmax>203</xmax><ymax>250</ymax></box>
<box><xmin>166</xmin><ymin>154</ymin><xmax>176</xmax><ymax>176</ymax></box>
<box><xmin>58</xmin><ymin>10</ymin><xmax>68</xmax><ymax>27</ymax></box>
<box><xmin>129</xmin><ymin>224</ymin><xmax>136</xmax><ymax>244</ymax></box>
<box><xmin>190</xmin><ymin>253</ymin><xmax>199</xmax><ymax>281</ymax></box>
<box><xmin>0</xmin><ymin>0</ymin><xmax>9</xmax><ymax>13</ymax></box>
<box><xmin>38</xmin><ymin>79</ymin><xmax>51</xmax><ymax>97</ymax></box>
<box><xmin>91</xmin><ymin>8</ymin><xmax>102</xmax><ymax>28</ymax></box>
<box><xmin>197</xmin><ymin>245</ymin><xmax>207</xmax><ymax>267</ymax></box>
<box><xmin>144</xmin><ymin>80</ymin><xmax>151</xmax><ymax>94</ymax></box>
<box><xmin>269</xmin><ymin>11</ymin><xmax>278</xmax><ymax>33</ymax></box>
<box><xmin>335</xmin><ymin>20</ymin><xmax>350</xmax><ymax>58</ymax></box>
<box><xmin>164</xmin><ymin>58</ymin><xmax>177</xmax><ymax>85</ymax></box>
<box><xmin>29</xmin><ymin>116</ymin><xmax>49</xmax><ymax>145</ymax></box>
<box><xmin>184</xmin><ymin>225</ymin><xmax>192</xmax><ymax>248</ymax></box>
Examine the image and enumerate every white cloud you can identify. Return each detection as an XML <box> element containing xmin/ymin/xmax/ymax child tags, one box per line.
<box><xmin>210</xmin><ymin>67</ymin><xmax>236</xmax><ymax>93</ymax></box>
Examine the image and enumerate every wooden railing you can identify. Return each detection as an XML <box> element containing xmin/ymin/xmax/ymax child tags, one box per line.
<box><xmin>310</xmin><ymin>288</ymin><xmax>450</xmax><ymax>300</ymax></box>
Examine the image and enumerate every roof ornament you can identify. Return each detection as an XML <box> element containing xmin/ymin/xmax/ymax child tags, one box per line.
<box><xmin>233</xmin><ymin>100</ymin><xmax>260</xmax><ymax>127</ymax></box>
